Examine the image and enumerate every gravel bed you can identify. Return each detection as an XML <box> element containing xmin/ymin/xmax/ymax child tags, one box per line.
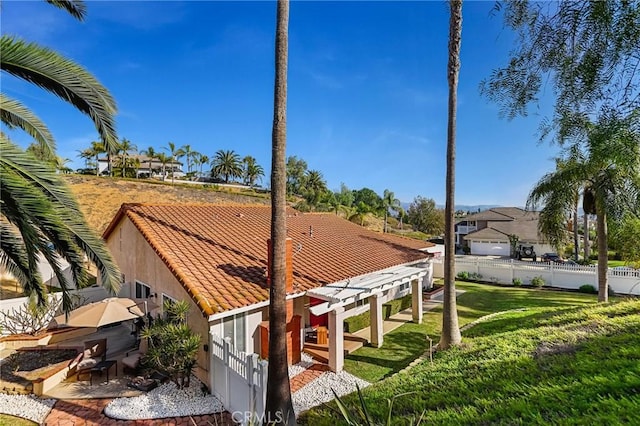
<box><xmin>292</xmin><ymin>370</ymin><xmax>370</xmax><ymax>415</ymax></box>
<box><xmin>104</xmin><ymin>376</ymin><xmax>224</xmax><ymax>420</ymax></box>
<box><xmin>288</xmin><ymin>352</ymin><xmax>314</xmax><ymax>378</ymax></box>
<box><xmin>0</xmin><ymin>393</ymin><xmax>56</xmax><ymax>424</ymax></box>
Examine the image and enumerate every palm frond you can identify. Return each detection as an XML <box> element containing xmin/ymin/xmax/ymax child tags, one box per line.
<box><xmin>1</xmin><ymin>137</ymin><xmax>121</xmax><ymax>307</ymax></box>
<box><xmin>45</xmin><ymin>0</ymin><xmax>87</xmax><ymax>21</ymax></box>
<box><xmin>0</xmin><ymin>36</ymin><xmax>118</xmax><ymax>152</ymax></box>
<box><xmin>0</xmin><ymin>93</ymin><xmax>55</xmax><ymax>154</ymax></box>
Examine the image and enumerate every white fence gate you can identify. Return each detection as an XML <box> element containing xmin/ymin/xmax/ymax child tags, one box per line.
<box><xmin>210</xmin><ymin>333</ymin><xmax>268</xmax><ymax>425</ymax></box>
<box><xmin>433</xmin><ymin>257</ymin><xmax>640</xmax><ymax>296</ymax></box>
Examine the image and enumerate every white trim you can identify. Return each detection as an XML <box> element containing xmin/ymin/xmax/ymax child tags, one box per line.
<box><xmin>206</xmin><ymin>292</ymin><xmax>305</xmax><ymax>322</ymax></box>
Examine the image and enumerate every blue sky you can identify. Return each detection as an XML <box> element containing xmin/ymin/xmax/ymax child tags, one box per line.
<box><xmin>2</xmin><ymin>0</ymin><xmax>561</xmax><ymax>207</ymax></box>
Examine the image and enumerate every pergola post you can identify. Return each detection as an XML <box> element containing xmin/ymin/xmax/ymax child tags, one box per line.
<box><xmin>411</xmin><ymin>279</ymin><xmax>422</xmax><ymax>324</ymax></box>
<box><xmin>370</xmin><ymin>293</ymin><xmax>384</xmax><ymax>348</ymax></box>
<box><xmin>328</xmin><ymin>306</ymin><xmax>345</xmax><ymax>372</ymax></box>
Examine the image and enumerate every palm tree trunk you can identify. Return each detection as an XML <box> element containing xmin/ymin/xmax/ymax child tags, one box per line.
<box><xmin>265</xmin><ymin>0</ymin><xmax>295</xmax><ymax>424</ymax></box>
<box><xmin>596</xmin><ymin>202</ymin><xmax>608</xmax><ymax>302</ymax></box>
<box><xmin>573</xmin><ymin>204</ymin><xmax>579</xmax><ymax>261</ymax></box>
<box><xmin>384</xmin><ymin>211</ymin><xmax>388</xmax><ymax>233</ymax></box>
<box><xmin>583</xmin><ymin>213</ymin><xmax>590</xmax><ymax>260</ymax></box>
<box><xmin>440</xmin><ymin>0</ymin><xmax>463</xmax><ymax>349</ymax></box>
<box><xmin>95</xmin><ymin>154</ymin><xmax>100</xmax><ymax>176</ymax></box>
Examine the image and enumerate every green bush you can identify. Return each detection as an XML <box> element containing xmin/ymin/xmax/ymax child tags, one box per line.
<box><xmin>469</xmin><ymin>272</ymin><xmax>483</xmax><ymax>281</ymax></box>
<box><xmin>344</xmin><ymin>311</ymin><xmax>371</xmax><ymax>333</ymax></box>
<box><xmin>382</xmin><ymin>294</ymin><xmax>413</xmax><ymax>318</ymax></box>
<box><xmin>343</xmin><ymin>295</ymin><xmax>413</xmax><ymax>333</ymax></box>
<box><xmin>579</xmin><ymin>284</ymin><xmax>598</xmax><ymax>294</ymax></box>
<box><xmin>456</xmin><ymin>271</ymin><xmax>469</xmax><ymax>280</ymax></box>
<box><xmin>531</xmin><ymin>276</ymin><xmax>545</xmax><ymax>287</ymax></box>
<box><xmin>512</xmin><ymin>277</ymin><xmax>523</xmax><ymax>286</ymax></box>
<box><xmin>462</xmin><ymin>246</ymin><xmax>471</xmax><ymax>254</ymax></box>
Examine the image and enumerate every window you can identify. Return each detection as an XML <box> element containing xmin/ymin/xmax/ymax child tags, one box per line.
<box><xmin>223</xmin><ymin>313</ymin><xmax>246</xmax><ymax>351</ymax></box>
<box><xmin>355</xmin><ymin>298</ymin><xmax>369</xmax><ymax>308</ymax></box>
<box><xmin>162</xmin><ymin>293</ymin><xmax>177</xmax><ymax>308</ymax></box>
<box><xmin>135</xmin><ymin>281</ymin><xmax>151</xmax><ymax>299</ymax></box>
<box><xmin>399</xmin><ymin>282</ymin><xmax>410</xmax><ymax>291</ymax></box>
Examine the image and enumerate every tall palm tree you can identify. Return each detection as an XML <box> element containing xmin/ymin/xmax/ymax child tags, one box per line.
<box><xmin>196</xmin><ymin>153</ymin><xmax>209</xmax><ymax>179</ymax></box>
<box><xmin>88</xmin><ymin>141</ymin><xmax>106</xmax><ymax>176</ymax></box>
<box><xmin>155</xmin><ymin>152</ymin><xmax>170</xmax><ymax>182</ymax></box>
<box><xmin>177</xmin><ymin>144</ymin><xmax>197</xmax><ymax>175</ymax></box>
<box><xmin>528</xmin><ymin>111</ymin><xmax>640</xmax><ymax>302</ymax></box>
<box><xmin>243</xmin><ymin>156</ymin><xmax>265</xmax><ymax>187</ymax></box>
<box><xmin>265</xmin><ymin>0</ymin><xmax>295</xmax><ymax>424</ymax></box>
<box><xmin>440</xmin><ymin>0</ymin><xmax>463</xmax><ymax>350</ymax></box>
<box><xmin>117</xmin><ymin>137</ymin><xmax>137</xmax><ymax>178</ymax></box>
<box><xmin>211</xmin><ymin>149</ymin><xmax>242</xmax><ymax>183</ymax></box>
<box><xmin>0</xmin><ymin>0</ymin><xmax>121</xmax><ymax>311</ymax></box>
<box><xmin>140</xmin><ymin>146</ymin><xmax>157</xmax><ymax>179</ymax></box>
<box><xmin>164</xmin><ymin>141</ymin><xmax>180</xmax><ymax>184</ymax></box>
<box><xmin>304</xmin><ymin>169</ymin><xmax>327</xmax><ymax>208</ymax></box>
<box><xmin>382</xmin><ymin>189</ymin><xmax>401</xmax><ymax>233</ymax></box>
<box><xmin>77</xmin><ymin>148</ymin><xmax>94</xmax><ymax>169</ymax></box>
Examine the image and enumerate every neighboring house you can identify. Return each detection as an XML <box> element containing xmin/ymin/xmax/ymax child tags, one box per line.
<box><xmin>455</xmin><ymin>207</ymin><xmax>554</xmax><ymax>256</ymax></box>
<box><xmin>103</xmin><ymin>204</ymin><xmax>434</xmax><ymax>388</ymax></box>
<box><xmin>97</xmin><ymin>155</ymin><xmax>184</xmax><ymax>179</ymax></box>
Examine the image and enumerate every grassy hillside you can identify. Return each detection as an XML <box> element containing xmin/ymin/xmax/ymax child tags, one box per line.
<box><xmin>63</xmin><ymin>175</ymin><xmax>270</xmax><ymax>233</ymax></box>
<box><xmin>303</xmin><ymin>294</ymin><xmax>640</xmax><ymax>424</ymax></box>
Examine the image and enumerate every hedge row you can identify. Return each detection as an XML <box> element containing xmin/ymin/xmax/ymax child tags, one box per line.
<box><xmin>343</xmin><ymin>294</ymin><xmax>413</xmax><ymax>333</ymax></box>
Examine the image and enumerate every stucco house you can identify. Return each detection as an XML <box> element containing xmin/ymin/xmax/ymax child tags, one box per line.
<box><xmin>97</xmin><ymin>155</ymin><xmax>184</xmax><ymax>179</ymax></box>
<box><xmin>102</xmin><ymin>204</ymin><xmax>434</xmax><ymax>389</ymax></box>
<box><xmin>455</xmin><ymin>207</ymin><xmax>554</xmax><ymax>256</ymax></box>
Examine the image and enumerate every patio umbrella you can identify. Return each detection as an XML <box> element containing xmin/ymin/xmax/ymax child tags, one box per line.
<box><xmin>54</xmin><ymin>297</ymin><xmax>145</xmax><ymax>328</ymax></box>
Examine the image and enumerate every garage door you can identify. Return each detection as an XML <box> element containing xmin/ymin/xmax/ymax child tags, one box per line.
<box><xmin>470</xmin><ymin>241</ymin><xmax>510</xmax><ymax>256</ymax></box>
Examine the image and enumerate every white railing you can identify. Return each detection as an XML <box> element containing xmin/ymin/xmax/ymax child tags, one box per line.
<box><xmin>210</xmin><ymin>333</ymin><xmax>268</xmax><ymax>425</ymax></box>
<box><xmin>432</xmin><ymin>257</ymin><xmax>640</xmax><ymax>295</ymax></box>
<box><xmin>456</xmin><ymin>225</ymin><xmax>477</xmax><ymax>234</ymax></box>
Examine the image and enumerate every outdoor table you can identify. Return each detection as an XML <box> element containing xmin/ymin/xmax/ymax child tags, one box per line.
<box><xmin>89</xmin><ymin>360</ymin><xmax>117</xmax><ymax>385</ymax></box>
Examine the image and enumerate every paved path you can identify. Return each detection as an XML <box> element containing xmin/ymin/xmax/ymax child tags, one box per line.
<box><xmin>44</xmin><ymin>398</ymin><xmax>236</xmax><ymax>425</ymax></box>
<box><xmin>290</xmin><ymin>363</ymin><xmax>331</xmax><ymax>393</ymax></box>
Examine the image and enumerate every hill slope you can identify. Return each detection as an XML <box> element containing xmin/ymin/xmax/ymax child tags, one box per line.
<box><xmin>64</xmin><ymin>176</ymin><xmax>269</xmax><ymax>234</ymax></box>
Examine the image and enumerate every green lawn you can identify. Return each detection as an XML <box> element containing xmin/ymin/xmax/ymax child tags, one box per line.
<box><xmin>0</xmin><ymin>414</ymin><xmax>37</xmax><ymax>426</ymax></box>
<box><xmin>303</xmin><ymin>294</ymin><xmax>640</xmax><ymax>425</ymax></box>
<box><xmin>344</xmin><ymin>282</ymin><xmax>597</xmax><ymax>382</ymax></box>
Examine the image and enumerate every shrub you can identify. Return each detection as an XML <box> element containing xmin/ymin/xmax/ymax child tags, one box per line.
<box><xmin>579</xmin><ymin>284</ymin><xmax>597</xmax><ymax>294</ymax></box>
<box><xmin>457</xmin><ymin>271</ymin><xmax>470</xmax><ymax>280</ymax></box>
<box><xmin>469</xmin><ymin>272</ymin><xmax>483</xmax><ymax>281</ymax></box>
<box><xmin>531</xmin><ymin>276</ymin><xmax>545</xmax><ymax>287</ymax></box>
<box><xmin>344</xmin><ymin>311</ymin><xmax>371</xmax><ymax>333</ymax></box>
<box><xmin>512</xmin><ymin>277</ymin><xmax>523</xmax><ymax>286</ymax></box>
<box><xmin>382</xmin><ymin>294</ymin><xmax>413</xmax><ymax>318</ymax></box>
<box><xmin>462</xmin><ymin>246</ymin><xmax>471</xmax><ymax>255</ymax></box>
<box><xmin>141</xmin><ymin>300</ymin><xmax>201</xmax><ymax>389</ymax></box>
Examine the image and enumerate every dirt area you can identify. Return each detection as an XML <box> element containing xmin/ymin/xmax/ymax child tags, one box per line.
<box><xmin>64</xmin><ymin>175</ymin><xmax>270</xmax><ymax>234</ymax></box>
<box><xmin>0</xmin><ymin>278</ymin><xmax>23</xmax><ymax>299</ymax></box>
<box><xmin>0</xmin><ymin>349</ymin><xmax>78</xmax><ymax>387</ymax></box>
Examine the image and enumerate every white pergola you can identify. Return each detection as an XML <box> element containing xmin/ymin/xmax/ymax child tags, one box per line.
<box><xmin>306</xmin><ymin>263</ymin><xmax>431</xmax><ymax>371</ymax></box>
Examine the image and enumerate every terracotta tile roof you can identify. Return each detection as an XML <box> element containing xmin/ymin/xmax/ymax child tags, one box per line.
<box><xmin>103</xmin><ymin>204</ymin><xmax>432</xmax><ymax>316</ymax></box>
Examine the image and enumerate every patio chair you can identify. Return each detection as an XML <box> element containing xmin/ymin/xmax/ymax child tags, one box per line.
<box><xmin>122</xmin><ymin>337</ymin><xmax>147</xmax><ymax>374</ymax></box>
<box><xmin>76</xmin><ymin>338</ymin><xmax>107</xmax><ymax>381</ymax></box>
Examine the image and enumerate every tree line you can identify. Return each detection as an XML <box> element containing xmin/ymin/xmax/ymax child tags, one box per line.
<box><xmin>75</xmin><ymin>139</ymin><xmax>265</xmax><ymax>186</ymax></box>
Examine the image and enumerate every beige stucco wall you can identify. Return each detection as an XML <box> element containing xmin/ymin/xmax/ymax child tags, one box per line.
<box><xmin>106</xmin><ymin>217</ymin><xmax>211</xmax><ymax>385</ymax></box>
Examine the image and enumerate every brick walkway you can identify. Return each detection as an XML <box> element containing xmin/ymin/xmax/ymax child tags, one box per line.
<box><xmin>44</xmin><ymin>398</ymin><xmax>237</xmax><ymax>425</ymax></box>
<box><xmin>290</xmin><ymin>363</ymin><xmax>331</xmax><ymax>393</ymax></box>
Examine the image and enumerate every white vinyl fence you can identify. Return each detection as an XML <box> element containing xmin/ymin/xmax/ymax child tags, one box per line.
<box><xmin>210</xmin><ymin>333</ymin><xmax>268</xmax><ymax>425</ymax></box>
<box><xmin>433</xmin><ymin>256</ymin><xmax>640</xmax><ymax>296</ymax></box>
<box><xmin>0</xmin><ymin>286</ymin><xmax>110</xmax><ymax>335</ymax></box>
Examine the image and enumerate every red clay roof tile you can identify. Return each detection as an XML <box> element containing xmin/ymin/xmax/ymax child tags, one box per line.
<box><xmin>105</xmin><ymin>204</ymin><xmax>432</xmax><ymax>316</ymax></box>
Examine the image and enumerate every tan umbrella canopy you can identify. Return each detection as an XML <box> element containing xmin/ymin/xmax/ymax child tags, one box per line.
<box><xmin>55</xmin><ymin>297</ymin><xmax>145</xmax><ymax>328</ymax></box>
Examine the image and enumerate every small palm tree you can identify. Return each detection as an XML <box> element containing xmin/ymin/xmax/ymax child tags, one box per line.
<box><xmin>155</xmin><ymin>152</ymin><xmax>170</xmax><ymax>181</ymax></box>
<box><xmin>164</xmin><ymin>141</ymin><xmax>181</xmax><ymax>184</ymax></box>
<box><xmin>140</xmin><ymin>146</ymin><xmax>157</xmax><ymax>179</ymax></box>
<box><xmin>242</xmin><ymin>156</ymin><xmax>264</xmax><ymax>187</ymax></box>
<box><xmin>304</xmin><ymin>169</ymin><xmax>328</xmax><ymax>208</ymax></box>
<box><xmin>117</xmin><ymin>138</ymin><xmax>137</xmax><ymax>177</ymax></box>
<box><xmin>211</xmin><ymin>149</ymin><xmax>242</xmax><ymax>183</ymax></box>
<box><xmin>382</xmin><ymin>189</ymin><xmax>401</xmax><ymax>233</ymax></box>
